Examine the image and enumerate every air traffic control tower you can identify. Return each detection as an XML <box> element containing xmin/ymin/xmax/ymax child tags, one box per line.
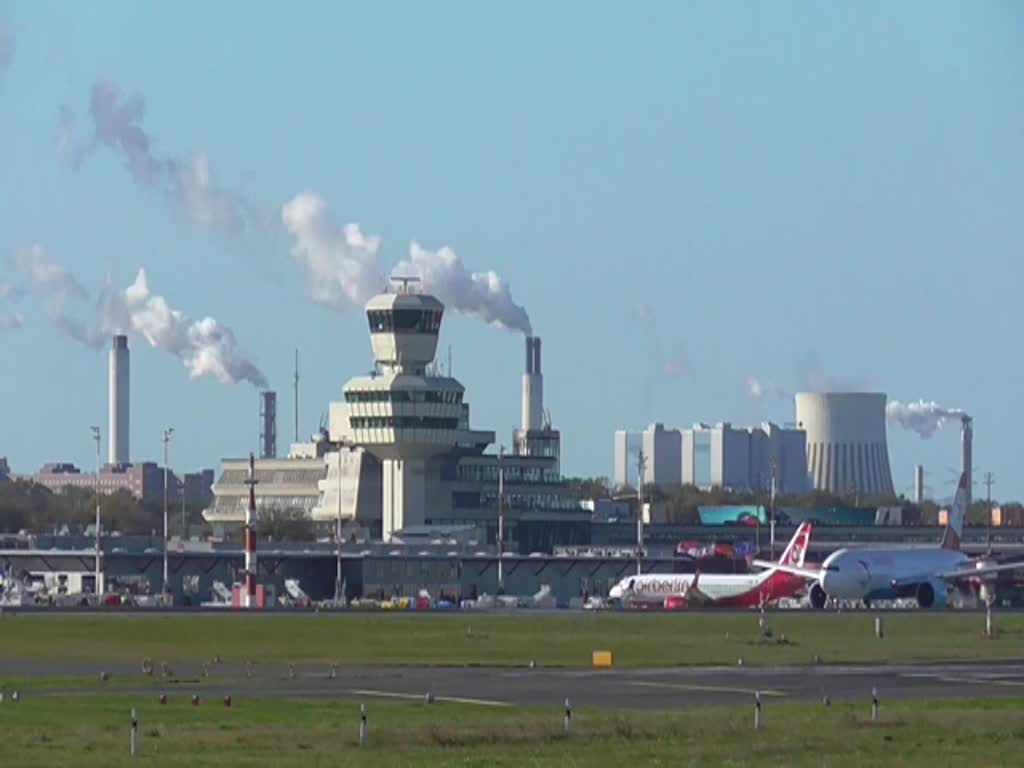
<box><xmin>342</xmin><ymin>278</ymin><xmax>465</xmax><ymax>540</ymax></box>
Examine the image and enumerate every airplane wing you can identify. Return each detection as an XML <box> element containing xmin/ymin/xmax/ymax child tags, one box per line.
<box><xmin>751</xmin><ymin>560</ymin><xmax>823</xmax><ymax>580</ymax></box>
<box><xmin>938</xmin><ymin>562</ymin><xmax>1024</xmax><ymax>581</ymax></box>
<box><xmin>679</xmin><ymin>572</ymin><xmax>714</xmax><ymax>606</ymax></box>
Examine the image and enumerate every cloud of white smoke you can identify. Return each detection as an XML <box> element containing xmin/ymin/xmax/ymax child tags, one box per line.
<box><xmin>886</xmin><ymin>400</ymin><xmax>966</xmax><ymax>439</ymax></box>
<box><xmin>98</xmin><ymin>269</ymin><xmax>268</xmax><ymax>387</ymax></box>
<box><xmin>13</xmin><ymin>245</ymin><xmax>266</xmax><ymax>386</ymax></box>
<box><xmin>58</xmin><ymin>82</ymin><xmax>266</xmax><ymax>237</ymax></box>
<box><xmin>746</xmin><ymin>375</ymin><xmax>790</xmax><ymax>401</ymax></box>
<box><xmin>393</xmin><ymin>242</ymin><xmax>532</xmax><ymax>335</ymax></box>
<box><xmin>0</xmin><ymin>312</ymin><xmax>23</xmax><ymax>331</ymax></box>
<box><xmin>281</xmin><ymin>193</ymin><xmax>385</xmax><ymax>310</ymax></box>
<box><xmin>14</xmin><ymin>244</ymin><xmax>89</xmax><ymax>300</ymax></box>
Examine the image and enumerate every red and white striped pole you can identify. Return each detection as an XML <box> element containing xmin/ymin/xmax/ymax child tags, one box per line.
<box><xmin>243</xmin><ymin>453</ymin><xmax>258</xmax><ymax>609</ymax></box>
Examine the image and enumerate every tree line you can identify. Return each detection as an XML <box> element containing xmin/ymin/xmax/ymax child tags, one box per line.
<box><xmin>560</xmin><ymin>476</ymin><xmax>1024</xmax><ymax>527</ymax></box>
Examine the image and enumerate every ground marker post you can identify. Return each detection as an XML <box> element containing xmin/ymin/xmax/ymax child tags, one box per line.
<box><xmin>564</xmin><ymin>698</ymin><xmax>572</xmax><ymax>736</ymax></box>
<box><xmin>754</xmin><ymin>691</ymin><xmax>762</xmax><ymax>730</ymax></box>
<box><xmin>874</xmin><ymin>615</ymin><xmax>883</xmax><ymax>639</ymax></box>
<box><xmin>130</xmin><ymin>708</ymin><xmax>139</xmax><ymax>757</ymax></box>
<box><xmin>871</xmin><ymin>687</ymin><xmax>879</xmax><ymax>722</ymax></box>
<box><xmin>986</xmin><ymin>602</ymin><xmax>993</xmax><ymax>638</ymax></box>
<box><xmin>359</xmin><ymin>703</ymin><xmax>367</xmax><ymax>746</ymax></box>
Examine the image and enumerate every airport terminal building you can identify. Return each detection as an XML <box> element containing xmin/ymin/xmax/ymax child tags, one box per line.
<box><xmin>204</xmin><ymin>284</ymin><xmax>588</xmax><ymax>551</ymax></box>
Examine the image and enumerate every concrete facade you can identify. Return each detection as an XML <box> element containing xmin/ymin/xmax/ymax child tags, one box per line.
<box><xmin>108</xmin><ymin>335</ymin><xmax>130</xmax><ymax>465</ymax></box>
<box><xmin>795</xmin><ymin>392</ymin><xmax>894</xmax><ymax>496</ymax></box>
<box><xmin>29</xmin><ymin>462</ymin><xmax>213</xmax><ymax>505</ymax></box>
<box><xmin>680</xmin><ymin>422</ymin><xmax>809</xmax><ymax>494</ymax></box>
<box><xmin>204</xmin><ymin>287</ymin><xmax>583</xmax><ymax>551</ymax></box>
<box><xmin>641</xmin><ymin>423</ymin><xmax>682</xmax><ymax>488</ymax></box>
<box><xmin>612</xmin><ymin>431</ymin><xmax>640</xmax><ymax>488</ymax></box>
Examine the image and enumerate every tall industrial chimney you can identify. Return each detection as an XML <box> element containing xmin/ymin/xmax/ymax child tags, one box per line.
<box><xmin>914</xmin><ymin>464</ymin><xmax>924</xmax><ymax>504</ymax></box>
<box><xmin>521</xmin><ymin>337</ymin><xmax>543</xmax><ymax>431</ymax></box>
<box><xmin>108</xmin><ymin>335</ymin><xmax>130</xmax><ymax>465</ymax></box>
<box><xmin>961</xmin><ymin>415</ymin><xmax>973</xmax><ymax>507</ymax></box>
<box><xmin>260</xmin><ymin>391</ymin><xmax>277</xmax><ymax>459</ymax></box>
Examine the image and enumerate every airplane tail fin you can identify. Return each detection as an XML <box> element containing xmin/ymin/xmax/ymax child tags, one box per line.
<box><xmin>779</xmin><ymin>522</ymin><xmax>812</xmax><ymax>567</ymax></box>
<box><xmin>941</xmin><ymin>472</ymin><xmax>969</xmax><ymax>551</ymax></box>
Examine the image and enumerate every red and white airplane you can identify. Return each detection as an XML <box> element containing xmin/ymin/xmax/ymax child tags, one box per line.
<box><xmin>608</xmin><ymin>522</ymin><xmax>813</xmax><ymax>608</ymax></box>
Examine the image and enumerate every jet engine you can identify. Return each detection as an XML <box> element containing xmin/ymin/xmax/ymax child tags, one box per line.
<box><xmin>809</xmin><ymin>583</ymin><xmax>828</xmax><ymax>610</ymax></box>
<box><xmin>916</xmin><ymin>579</ymin><xmax>948</xmax><ymax>609</ymax></box>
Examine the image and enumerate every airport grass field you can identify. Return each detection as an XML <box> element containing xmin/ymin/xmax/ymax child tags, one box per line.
<box><xmin>1</xmin><ymin>611</ymin><xmax>1023</xmax><ymax>667</ymax></box>
<box><xmin>1</xmin><ymin>693</ymin><xmax>1022</xmax><ymax>767</ymax></box>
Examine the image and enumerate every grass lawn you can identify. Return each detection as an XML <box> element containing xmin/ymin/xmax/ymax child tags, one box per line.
<box><xmin>1</xmin><ymin>612</ymin><xmax>1022</xmax><ymax>668</ymax></box>
<box><xmin>0</xmin><ymin>693</ymin><xmax>1021</xmax><ymax>767</ymax></box>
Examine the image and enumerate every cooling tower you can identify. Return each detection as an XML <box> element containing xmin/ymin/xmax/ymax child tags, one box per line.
<box><xmin>795</xmin><ymin>392</ymin><xmax>894</xmax><ymax>496</ymax></box>
<box><xmin>108</xmin><ymin>335</ymin><xmax>130</xmax><ymax>465</ymax></box>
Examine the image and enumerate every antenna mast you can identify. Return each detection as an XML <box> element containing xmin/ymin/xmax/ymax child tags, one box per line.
<box><xmin>390</xmin><ymin>275</ymin><xmax>421</xmax><ymax>294</ymax></box>
<box><xmin>984</xmin><ymin>472</ymin><xmax>995</xmax><ymax>555</ymax></box>
<box><xmin>294</xmin><ymin>349</ymin><xmax>300</xmax><ymax>444</ymax></box>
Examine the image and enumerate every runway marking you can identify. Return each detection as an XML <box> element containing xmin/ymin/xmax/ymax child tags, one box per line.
<box><xmin>348</xmin><ymin>689</ymin><xmax>510</xmax><ymax>707</ymax></box>
<box><xmin>628</xmin><ymin>681</ymin><xmax>786</xmax><ymax>697</ymax></box>
<box><xmin>900</xmin><ymin>673</ymin><xmax>997</xmax><ymax>686</ymax></box>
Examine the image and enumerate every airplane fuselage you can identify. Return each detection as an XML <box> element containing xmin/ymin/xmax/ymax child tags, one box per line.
<box><xmin>819</xmin><ymin>547</ymin><xmax>969</xmax><ymax>601</ymax></box>
<box><xmin>610</xmin><ymin>570</ymin><xmax>807</xmax><ymax>608</ymax></box>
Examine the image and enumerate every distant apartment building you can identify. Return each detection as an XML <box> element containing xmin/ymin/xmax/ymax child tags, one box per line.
<box><xmin>614</xmin><ymin>426</ymin><xmax>684</xmax><ymax>489</ymax></box>
<box><xmin>641</xmin><ymin>423</ymin><xmax>682</xmax><ymax>488</ymax></box>
<box><xmin>0</xmin><ymin>457</ymin><xmax>10</xmax><ymax>482</ymax></box>
<box><xmin>612</xmin><ymin>430</ymin><xmax>641</xmax><ymax>488</ymax></box>
<box><xmin>29</xmin><ymin>462</ymin><xmax>214</xmax><ymax>506</ymax></box>
<box><xmin>682</xmin><ymin>423</ymin><xmax>809</xmax><ymax>494</ymax></box>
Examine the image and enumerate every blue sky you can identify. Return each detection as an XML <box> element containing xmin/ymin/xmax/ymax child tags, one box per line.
<box><xmin>1</xmin><ymin>3</ymin><xmax>1021</xmax><ymax>499</ymax></box>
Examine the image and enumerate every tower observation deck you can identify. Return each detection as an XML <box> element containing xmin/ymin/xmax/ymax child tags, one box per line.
<box><xmin>342</xmin><ymin>278</ymin><xmax>465</xmax><ymax>540</ymax></box>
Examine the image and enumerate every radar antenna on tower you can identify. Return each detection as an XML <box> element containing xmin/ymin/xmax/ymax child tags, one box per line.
<box><xmin>390</xmin><ymin>275</ymin><xmax>421</xmax><ymax>294</ymax></box>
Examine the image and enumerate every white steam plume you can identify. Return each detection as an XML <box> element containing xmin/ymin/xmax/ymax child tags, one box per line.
<box><xmin>98</xmin><ymin>269</ymin><xmax>269</xmax><ymax>387</ymax></box>
<box><xmin>281</xmin><ymin>193</ymin><xmax>385</xmax><ymax>310</ymax></box>
<box><xmin>281</xmin><ymin>194</ymin><xmax>532</xmax><ymax>333</ymax></box>
<box><xmin>746</xmin><ymin>376</ymin><xmax>790</xmax><ymax>401</ymax></box>
<box><xmin>0</xmin><ymin>312</ymin><xmax>23</xmax><ymax>331</ymax></box>
<box><xmin>13</xmin><ymin>245</ymin><xmax>266</xmax><ymax>386</ymax></box>
<box><xmin>393</xmin><ymin>242</ymin><xmax>532</xmax><ymax>335</ymax></box>
<box><xmin>886</xmin><ymin>400</ymin><xmax>966</xmax><ymax>439</ymax></box>
<box><xmin>58</xmin><ymin>82</ymin><xmax>267</xmax><ymax>237</ymax></box>
<box><xmin>15</xmin><ymin>244</ymin><xmax>89</xmax><ymax>300</ymax></box>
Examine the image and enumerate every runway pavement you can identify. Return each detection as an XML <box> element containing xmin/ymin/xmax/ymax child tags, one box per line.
<box><xmin>4</xmin><ymin>659</ymin><xmax>1024</xmax><ymax>710</ymax></box>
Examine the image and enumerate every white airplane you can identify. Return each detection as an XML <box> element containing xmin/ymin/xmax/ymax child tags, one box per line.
<box><xmin>759</xmin><ymin>473</ymin><xmax>1023</xmax><ymax>609</ymax></box>
<box><xmin>608</xmin><ymin>522</ymin><xmax>813</xmax><ymax>608</ymax></box>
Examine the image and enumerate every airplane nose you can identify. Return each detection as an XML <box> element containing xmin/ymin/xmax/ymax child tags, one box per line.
<box><xmin>609</xmin><ymin>585</ymin><xmax>623</xmax><ymax>600</ymax></box>
<box><xmin>820</xmin><ymin>571</ymin><xmax>836</xmax><ymax>596</ymax></box>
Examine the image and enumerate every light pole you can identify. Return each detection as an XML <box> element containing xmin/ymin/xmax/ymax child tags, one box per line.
<box><xmin>636</xmin><ymin>451</ymin><xmax>646</xmax><ymax>576</ymax></box>
<box><xmin>91</xmin><ymin>426</ymin><xmax>102</xmax><ymax>596</ymax></box>
<box><xmin>162</xmin><ymin>427</ymin><xmax>174</xmax><ymax>596</ymax></box>
<box><xmin>769</xmin><ymin>458</ymin><xmax>777</xmax><ymax>562</ymax></box>
<box><xmin>497</xmin><ymin>446</ymin><xmax>505</xmax><ymax>593</ymax></box>
<box><xmin>335</xmin><ymin>449</ymin><xmax>343</xmax><ymax>603</ymax></box>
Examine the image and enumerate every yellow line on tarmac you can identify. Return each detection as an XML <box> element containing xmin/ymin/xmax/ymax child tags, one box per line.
<box><xmin>348</xmin><ymin>689</ymin><xmax>511</xmax><ymax>707</ymax></box>
<box><xmin>629</xmin><ymin>681</ymin><xmax>787</xmax><ymax>697</ymax></box>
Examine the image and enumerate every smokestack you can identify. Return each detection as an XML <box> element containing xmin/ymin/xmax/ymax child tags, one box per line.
<box><xmin>260</xmin><ymin>391</ymin><xmax>277</xmax><ymax>459</ymax></box>
<box><xmin>108</xmin><ymin>335</ymin><xmax>130</xmax><ymax>465</ymax></box>
<box><xmin>961</xmin><ymin>416</ymin><xmax>973</xmax><ymax>507</ymax></box>
<box><xmin>521</xmin><ymin>337</ymin><xmax>543</xmax><ymax>431</ymax></box>
<box><xmin>914</xmin><ymin>464</ymin><xmax>924</xmax><ymax>504</ymax></box>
